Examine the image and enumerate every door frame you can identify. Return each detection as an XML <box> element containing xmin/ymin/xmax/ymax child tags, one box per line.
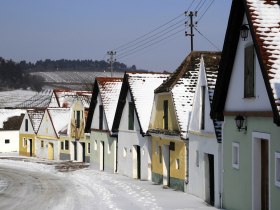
<box><xmin>252</xmin><ymin>132</ymin><xmax>270</xmax><ymax>210</ymax></box>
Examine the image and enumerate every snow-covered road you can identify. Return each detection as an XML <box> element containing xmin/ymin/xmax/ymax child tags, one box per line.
<box><xmin>0</xmin><ymin>157</ymin><xmax>217</xmax><ymax>210</ymax></box>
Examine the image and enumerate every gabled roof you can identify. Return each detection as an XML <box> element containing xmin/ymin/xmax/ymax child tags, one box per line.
<box><xmin>211</xmin><ymin>0</ymin><xmax>280</xmax><ymax>125</ymax></box>
<box><xmin>17</xmin><ymin>89</ymin><xmax>53</xmax><ymax>109</ymax></box>
<box><xmin>112</xmin><ymin>72</ymin><xmax>170</xmax><ymax>135</ymax></box>
<box><xmin>47</xmin><ymin>108</ymin><xmax>70</xmax><ymax>136</ymax></box>
<box><xmin>0</xmin><ymin>109</ymin><xmax>26</xmax><ymax>130</ymax></box>
<box><xmin>27</xmin><ymin>109</ymin><xmax>45</xmax><ymax>133</ymax></box>
<box><xmin>154</xmin><ymin>51</ymin><xmax>220</xmax><ymax>139</ymax></box>
<box><xmin>200</xmin><ymin>56</ymin><xmax>223</xmax><ymax>142</ymax></box>
<box><xmin>50</xmin><ymin>89</ymin><xmax>92</xmax><ymax>108</ymax></box>
<box><xmin>85</xmin><ymin>77</ymin><xmax>123</xmax><ymax>133</ymax></box>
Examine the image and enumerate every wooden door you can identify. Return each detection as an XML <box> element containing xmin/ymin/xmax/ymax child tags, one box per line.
<box><xmin>48</xmin><ymin>143</ymin><xmax>54</xmax><ymax>160</ymax></box>
<box><xmin>261</xmin><ymin>140</ymin><xmax>269</xmax><ymax>210</ymax></box>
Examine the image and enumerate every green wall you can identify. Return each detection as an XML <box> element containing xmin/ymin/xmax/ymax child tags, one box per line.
<box><xmin>223</xmin><ymin>116</ymin><xmax>280</xmax><ymax>210</ymax></box>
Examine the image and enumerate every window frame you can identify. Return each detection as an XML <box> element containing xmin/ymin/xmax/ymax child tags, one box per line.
<box><xmin>232</xmin><ymin>142</ymin><xmax>240</xmax><ymax>169</ymax></box>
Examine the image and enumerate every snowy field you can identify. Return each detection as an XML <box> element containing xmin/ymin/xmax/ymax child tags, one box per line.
<box><xmin>0</xmin><ymin>154</ymin><xmax>217</xmax><ymax>210</ymax></box>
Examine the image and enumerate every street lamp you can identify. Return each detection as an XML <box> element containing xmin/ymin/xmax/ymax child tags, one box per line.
<box><xmin>235</xmin><ymin>115</ymin><xmax>247</xmax><ymax>132</ymax></box>
<box><xmin>240</xmin><ymin>24</ymin><xmax>249</xmax><ymax>41</ymax></box>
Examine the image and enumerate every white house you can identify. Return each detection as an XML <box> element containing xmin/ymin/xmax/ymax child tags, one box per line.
<box><xmin>86</xmin><ymin>77</ymin><xmax>123</xmax><ymax>173</ymax></box>
<box><xmin>0</xmin><ymin>109</ymin><xmax>25</xmax><ymax>153</ymax></box>
<box><xmin>36</xmin><ymin>108</ymin><xmax>70</xmax><ymax>160</ymax></box>
<box><xmin>188</xmin><ymin>53</ymin><xmax>222</xmax><ymax>207</ymax></box>
<box><xmin>112</xmin><ymin>72</ymin><xmax>170</xmax><ymax>180</ymax></box>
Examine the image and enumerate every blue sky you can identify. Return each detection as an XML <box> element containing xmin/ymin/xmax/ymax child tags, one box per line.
<box><xmin>0</xmin><ymin>0</ymin><xmax>232</xmax><ymax>72</ymax></box>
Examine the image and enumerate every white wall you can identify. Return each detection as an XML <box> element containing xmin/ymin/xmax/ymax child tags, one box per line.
<box><xmin>37</xmin><ymin>111</ymin><xmax>57</xmax><ymax>138</ymax></box>
<box><xmin>224</xmin><ymin>15</ymin><xmax>271</xmax><ymax>112</ymax></box>
<box><xmin>188</xmin><ymin>133</ymin><xmax>221</xmax><ymax>208</ymax></box>
<box><xmin>91</xmin><ymin>93</ymin><xmax>108</xmax><ymax>130</ymax></box>
<box><xmin>117</xmin><ymin>91</ymin><xmax>152</xmax><ymax>180</ymax></box>
<box><xmin>35</xmin><ymin>139</ymin><xmax>60</xmax><ymax>160</ymax></box>
<box><xmin>0</xmin><ymin>131</ymin><xmax>20</xmax><ymax>152</ymax></box>
<box><xmin>19</xmin><ymin>112</ymin><xmax>34</xmax><ymax>135</ymax></box>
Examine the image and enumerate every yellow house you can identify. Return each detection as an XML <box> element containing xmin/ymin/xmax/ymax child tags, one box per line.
<box><xmin>148</xmin><ymin>51</ymin><xmax>206</xmax><ymax>191</ymax></box>
<box><xmin>19</xmin><ymin>109</ymin><xmax>44</xmax><ymax>157</ymax></box>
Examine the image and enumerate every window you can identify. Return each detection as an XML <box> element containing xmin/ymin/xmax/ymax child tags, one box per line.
<box><xmin>25</xmin><ymin>119</ymin><xmax>28</xmax><ymax>131</ymax></box>
<box><xmin>232</xmin><ymin>142</ymin><xmax>240</xmax><ymax>169</ymax></box>
<box><xmin>163</xmin><ymin>100</ymin><xmax>168</xmax><ymax>129</ymax></box>
<box><xmin>61</xmin><ymin>141</ymin><xmax>64</xmax><ymax>150</ymax></box>
<box><xmin>244</xmin><ymin>44</ymin><xmax>255</xmax><ymax>98</ymax></box>
<box><xmin>176</xmin><ymin>159</ymin><xmax>180</xmax><ymax>170</ymax></box>
<box><xmin>76</xmin><ymin>111</ymin><xmax>81</xmax><ymax>128</ymax></box>
<box><xmin>123</xmin><ymin>147</ymin><xmax>127</xmax><ymax>157</ymax></box>
<box><xmin>275</xmin><ymin>152</ymin><xmax>280</xmax><ymax>187</ymax></box>
<box><xmin>23</xmin><ymin>138</ymin><xmax>27</xmax><ymax>147</ymax></box>
<box><xmin>65</xmin><ymin>140</ymin><xmax>69</xmax><ymax>150</ymax></box>
<box><xmin>196</xmin><ymin>150</ymin><xmax>199</xmax><ymax>167</ymax></box>
<box><xmin>99</xmin><ymin>105</ymin><xmax>103</xmax><ymax>130</ymax></box>
<box><xmin>200</xmin><ymin>86</ymin><xmax>206</xmax><ymax>130</ymax></box>
<box><xmin>41</xmin><ymin>141</ymin><xmax>44</xmax><ymax>148</ymax></box>
<box><xmin>128</xmin><ymin>102</ymin><xmax>134</xmax><ymax>130</ymax></box>
<box><xmin>159</xmin><ymin>146</ymin><xmax>162</xmax><ymax>163</ymax></box>
<box><xmin>94</xmin><ymin>140</ymin><xmax>98</xmax><ymax>150</ymax></box>
<box><xmin>5</xmin><ymin>139</ymin><xmax>10</xmax><ymax>144</ymax></box>
<box><xmin>88</xmin><ymin>143</ymin><xmax>90</xmax><ymax>154</ymax></box>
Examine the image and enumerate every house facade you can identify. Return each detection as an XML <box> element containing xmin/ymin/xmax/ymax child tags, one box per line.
<box><xmin>112</xmin><ymin>72</ymin><xmax>169</xmax><ymax>180</ymax></box>
<box><xmin>148</xmin><ymin>51</ymin><xmax>215</xmax><ymax>191</ymax></box>
<box><xmin>0</xmin><ymin>109</ymin><xmax>25</xmax><ymax>153</ymax></box>
<box><xmin>188</xmin><ymin>54</ymin><xmax>222</xmax><ymax>207</ymax></box>
<box><xmin>211</xmin><ymin>0</ymin><xmax>280</xmax><ymax>209</ymax></box>
<box><xmin>86</xmin><ymin>77</ymin><xmax>122</xmax><ymax>173</ymax></box>
<box><xmin>36</xmin><ymin>108</ymin><xmax>70</xmax><ymax>160</ymax></box>
<box><xmin>59</xmin><ymin>100</ymin><xmax>90</xmax><ymax>162</ymax></box>
<box><xmin>19</xmin><ymin>109</ymin><xmax>44</xmax><ymax>157</ymax></box>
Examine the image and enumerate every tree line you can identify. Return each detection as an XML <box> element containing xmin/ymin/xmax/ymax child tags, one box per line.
<box><xmin>19</xmin><ymin>59</ymin><xmax>138</xmax><ymax>72</ymax></box>
<box><xmin>0</xmin><ymin>57</ymin><xmax>43</xmax><ymax>91</ymax></box>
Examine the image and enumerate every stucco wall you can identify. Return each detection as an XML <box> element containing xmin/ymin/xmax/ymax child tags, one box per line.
<box><xmin>90</xmin><ymin>131</ymin><xmax>116</xmax><ymax>173</ymax></box>
<box><xmin>19</xmin><ymin>134</ymin><xmax>36</xmax><ymax>156</ymax></box>
<box><xmin>0</xmin><ymin>131</ymin><xmax>20</xmax><ymax>153</ymax></box>
<box><xmin>223</xmin><ymin>116</ymin><xmax>280</xmax><ymax>210</ymax></box>
<box><xmin>35</xmin><ymin>138</ymin><xmax>60</xmax><ymax>160</ymax></box>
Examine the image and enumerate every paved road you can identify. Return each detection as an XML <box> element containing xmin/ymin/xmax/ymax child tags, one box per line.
<box><xmin>0</xmin><ymin>158</ymin><xmax>217</xmax><ymax>210</ymax></box>
<box><xmin>0</xmin><ymin>165</ymin><xmax>79</xmax><ymax>210</ymax></box>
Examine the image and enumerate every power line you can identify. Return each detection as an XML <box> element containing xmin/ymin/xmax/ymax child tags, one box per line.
<box><xmin>113</xmin><ymin>12</ymin><xmax>185</xmax><ymax>51</ymax></box>
<box><xmin>194</xmin><ymin>27</ymin><xmax>220</xmax><ymax>51</ymax></box>
<box><xmin>117</xmin><ymin>28</ymin><xmax>186</xmax><ymax>60</ymax></box>
<box><xmin>197</xmin><ymin>0</ymin><xmax>215</xmax><ymax>23</ymax></box>
<box><xmin>117</xmin><ymin>23</ymin><xmax>185</xmax><ymax>58</ymax></box>
<box><xmin>117</xmin><ymin>17</ymin><xmax>187</xmax><ymax>54</ymax></box>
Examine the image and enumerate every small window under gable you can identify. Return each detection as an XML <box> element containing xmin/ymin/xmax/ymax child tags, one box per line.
<box><xmin>232</xmin><ymin>142</ymin><xmax>240</xmax><ymax>169</ymax></box>
<box><xmin>76</xmin><ymin>111</ymin><xmax>81</xmax><ymax>128</ymax></box>
<box><xmin>99</xmin><ymin>105</ymin><xmax>103</xmax><ymax>130</ymax></box>
<box><xmin>163</xmin><ymin>100</ymin><xmax>168</xmax><ymax>130</ymax></box>
<box><xmin>25</xmin><ymin>119</ymin><xmax>28</xmax><ymax>131</ymax></box>
<box><xmin>244</xmin><ymin>44</ymin><xmax>255</xmax><ymax>98</ymax></box>
<box><xmin>128</xmin><ymin>102</ymin><xmax>134</xmax><ymax>130</ymax></box>
<box><xmin>200</xmin><ymin>86</ymin><xmax>206</xmax><ymax>130</ymax></box>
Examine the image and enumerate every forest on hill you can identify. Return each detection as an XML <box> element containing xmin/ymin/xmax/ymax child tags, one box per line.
<box><xmin>0</xmin><ymin>57</ymin><xmax>142</xmax><ymax>91</ymax></box>
<box><xmin>19</xmin><ymin>59</ymin><xmax>138</xmax><ymax>72</ymax></box>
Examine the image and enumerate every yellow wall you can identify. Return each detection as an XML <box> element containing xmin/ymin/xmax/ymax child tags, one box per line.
<box><xmin>152</xmin><ymin>136</ymin><xmax>186</xmax><ymax>180</ymax></box>
<box><xmin>70</xmin><ymin>102</ymin><xmax>85</xmax><ymax>139</ymax></box>
<box><xmin>150</xmin><ymin>94</ymin><xmax>179</xmax><ymax>131</ymax></box>
<box><xmin>19</xmin><ymin>134</ymin><xmax>36</xmax><ymax>157</ymax></box>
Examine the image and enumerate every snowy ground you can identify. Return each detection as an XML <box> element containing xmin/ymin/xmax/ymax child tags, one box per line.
<box><xmin>0</xmin><ymin>154</ymin><xmax>217</xmax><ymax>210</ymax></box>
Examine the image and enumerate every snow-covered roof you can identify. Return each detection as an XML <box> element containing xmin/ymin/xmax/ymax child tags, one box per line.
<box><xmin>27</xmin><ymin>109</ymin><xmax>45</xmax><ymax>133</ymax></box>
<box><xmin>97</xmin><ymin>77</ymin><xmax>123</xmax><ymax>131</ymax></box>
<box><xmin>246</xmin><ymin>0</ymin><xmax>280</xmax><ymax>113</ymax></box>
<box><xmin>155</xmin><ymin>51</ymin><xmax>220</xmax><ymax>139</ymax></box>
<box><xmin>127</xmin><ymin>72</ymin><xmax>170</xmax><ymax>133</ymax></box>
<box><xmin>17</xmin><ymin>89</ymin><xmax>53</xmax><ymax>108</ymax></box>
<box><xmin>50</xmin><ymin>89</ymin><xmax>92</xmax><ymax>108</ymax></box>
<box><xmin>47</xmin><ymin>108</ymin><xmax>70</xmax><ymax>136</ymax></box>
<box><xmin>0</xmin><ymin>90</ymin><xmax>38</xmax><ymax>108</ymax></box>
<box><xmin>0</xmin><ymin>109</ymin><xmax>25</xmax><ymax>129</ymax></box>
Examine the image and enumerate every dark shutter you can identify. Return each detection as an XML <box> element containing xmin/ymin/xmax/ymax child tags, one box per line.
<box><xmin>99</xmin><ymin>105</ymin><xmax>103</xmax><ymax>130</ymax></box>
<box><xmin>128</xmin><ymin>102</ymin><xmax>134</xmax><ymax>130</ymax></box>
<box><xmin>25</xmin><ymin>119</ymin><xmax>28</xmax><ymax>131</ymax></box>
<box><xmin>163</xmin><ymin>100</ymin><xmax>168</xmax><ymax>130</ymax></box>
<box><xmin>169</xmin><ymin>142</ymin><xmax>175</xmax><ymax>151</ymax></box>
<box><xmin>76</xmin><ymin>111</ymin><xmax>80</xmax><ymax>128</ymax></box>
<box><xmin>244</xmin><ymin>44</ymin><xmax>255</xmax><ymax>97</ymax></box>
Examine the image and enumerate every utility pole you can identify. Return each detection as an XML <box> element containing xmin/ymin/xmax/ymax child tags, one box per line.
<box><xmin>185</xmin><ymin>11</ymin><xmax>197</xmax><ymax>52</ymax></box>
<box><xmin>107</xmin><ymin>51</ymin><xmax>116</xmax><ymax>77</ymax></box>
